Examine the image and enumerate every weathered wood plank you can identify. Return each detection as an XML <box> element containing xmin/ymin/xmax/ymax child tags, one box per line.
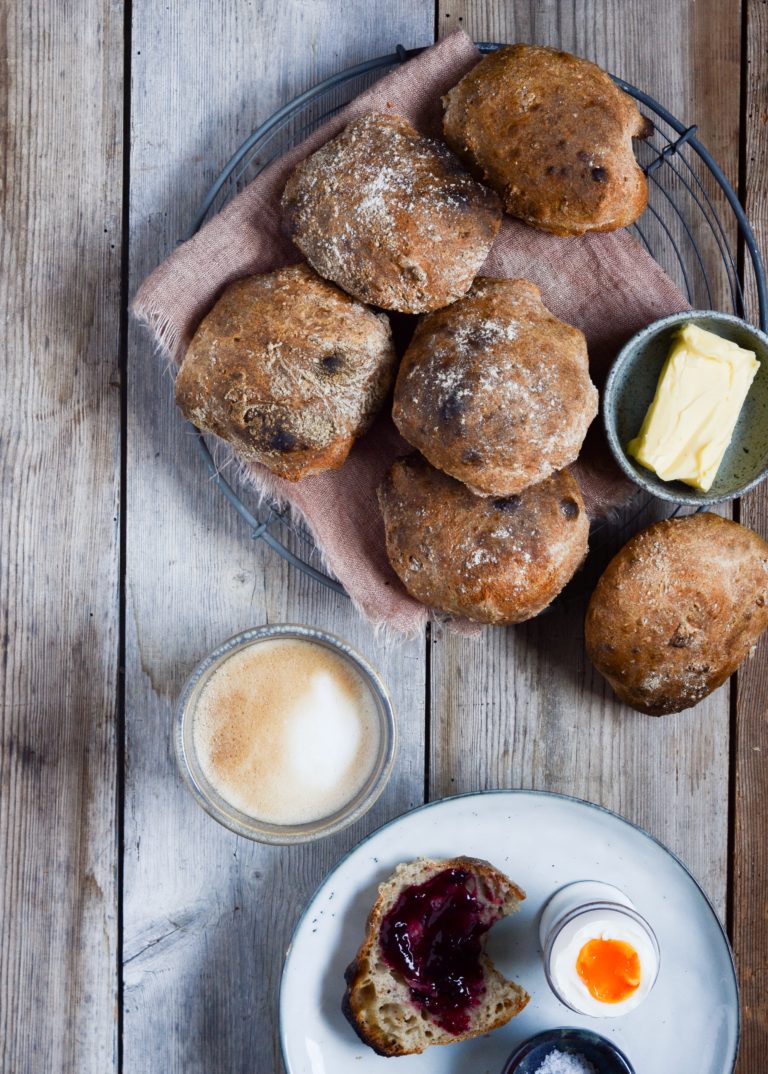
<box><xmin>0</xmin><ymin>1</ymin><xmax>122</xmax><ymax>1071</ymax></box>
<box><xmin>433</xmin><ymin>0</ymin><xmax>741</xmax><ymax>916</ymax></box>
<box><xmin>734</xmin><ymin>2</ymin><xmax>768</xmax><ymax>1068</ymax></box>
<box><xmin>124</xmin><ymin>4</ymin><xmax>431</xmax><ymax>1071</ymax></box>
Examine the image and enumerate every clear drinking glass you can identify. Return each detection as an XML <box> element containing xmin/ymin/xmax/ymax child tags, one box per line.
<box><xmin>174</xmin><ymin>624</ymin><xmax>396</xmax><ymax>844</ymax></box>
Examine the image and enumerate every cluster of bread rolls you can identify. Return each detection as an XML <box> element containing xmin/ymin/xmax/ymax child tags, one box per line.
<box><xmin>172</xmin><ymin>43</ymin><xmax>768</xmax><ymax>711</ymax></box>
<box><xmin>175</xmin><ymin>107</ymin><xmax>503</xmax><ymax>480</ymax></box>
<box><xmin>175</xmin><ymin>46</ymin><xmax>648</xmax><ymax>473</ymax></box>
<box><xmin>175</xmin><ymin>46</ymin><xmax>652</xmax><ymax>624</ymax></box>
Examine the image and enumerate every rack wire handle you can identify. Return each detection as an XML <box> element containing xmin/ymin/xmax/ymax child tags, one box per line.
<box><xmin>644</xmin><ymin>125</ymin><xmax>699</xmax><ymax>177</ymax></box>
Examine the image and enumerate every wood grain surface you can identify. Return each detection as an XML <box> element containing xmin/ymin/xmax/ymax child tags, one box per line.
<box><xmin>434</xmin><ymin>0</ymin><xmax>741</xmax><ymax>915</ymax></box>
<box><xmin>2</xmin><ymin>1</ymin><xmax>766</xmax><ymax>1072</ymax></box>
<box><xmin>0</xmin><ymin>1</ymin><xmax>123</xmax><ymax>1071</ymax></box>
<box><xmin>733</xmin><ymin>2</ymin><xmax>768</xmax><ymax>1068</ymax></box>
<box><xmin>124</xmin><ymin>4</ymin><xmax>430</xmax><ymax>1072</ymax></box>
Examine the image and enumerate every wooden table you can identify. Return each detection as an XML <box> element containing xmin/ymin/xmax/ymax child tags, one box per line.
<box><xmin>2</xmin><ymin>1</ymin><xmax>767</xmax><ymax>1070</ymax></box>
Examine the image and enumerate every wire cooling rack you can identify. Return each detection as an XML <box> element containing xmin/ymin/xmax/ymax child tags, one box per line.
<box><xmin>183</xmin><ymin>43</ymin><xmax>768</xmax><ymax>597</ymax></box>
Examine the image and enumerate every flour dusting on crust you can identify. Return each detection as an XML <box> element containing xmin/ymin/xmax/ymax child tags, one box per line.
<box><xmin>282</xmin><ymin>113</ymin><xmax>502</xmax><ymax>313</ymax></box>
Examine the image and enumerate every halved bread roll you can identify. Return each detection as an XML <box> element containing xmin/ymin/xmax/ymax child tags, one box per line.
<box><xmin>343</xmin><ymin>856</ymin><xmax>529</xmax><ymax>1057</ymax></box>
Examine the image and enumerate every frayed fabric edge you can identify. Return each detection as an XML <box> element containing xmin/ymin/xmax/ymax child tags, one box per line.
<box><xmin>132</xmin><ymin>306</ymin><xmax>532</xmax><ymax>644</ymax></box>
<box><xmin>230</xmin><ymin>454</ymin><xmax>431</xmax><ymax>643</ymax></box>
<box><xmin>131</xmin><ymin>303</ymin><xmax>430</xmax><ymax>642</ymax></box>
<box><xmin>132</xmin><ymin>300</ymin><xmax>185</xmax><ymax>365</ymax></box>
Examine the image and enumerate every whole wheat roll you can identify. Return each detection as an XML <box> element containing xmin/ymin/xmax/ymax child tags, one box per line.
<box><xmin>442</xmin><ymin>44</ymin><xmax>651</xmax><ymax>236</ymax></box>
<box><xmin>281</xmin><ymin>112</ymin><xmax>502</xmax><ymax>313</ymax></box>
<box><xmin>392</xmin><ymin>277</ymin><xmax>598</xmax><ymax>497</ymax></box>
<box><xmin>175</xmin><ymin>263</ymin><xmax>397</xmax><ymax>481</ymax></box>
<box><xmin>586</xmin><ymin>513</ymin><xmax>768</xmax><ymax>715</ymax></box>
<box><xmin>379</xmin><ymin>454</ymin><xmax>589</xmax><ymax>624</ymax></box>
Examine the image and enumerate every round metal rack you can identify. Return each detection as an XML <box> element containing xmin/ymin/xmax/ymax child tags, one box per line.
<box><xmin>184</xmin><ymin>43</ymin><xmax>768</xmax><ymax>597</ymax></box>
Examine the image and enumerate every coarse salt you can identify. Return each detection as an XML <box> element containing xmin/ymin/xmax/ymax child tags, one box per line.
<box><xmin>532</xmin><ymin>1048</ymin><xmax>597</xmax><ymax>1074</ymax></box>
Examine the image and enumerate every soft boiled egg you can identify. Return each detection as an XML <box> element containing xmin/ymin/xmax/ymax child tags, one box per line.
<box><xmin>548</xmin><ymin>908</ymin><xmax>659</xmax><ymax>1017</ymax></box>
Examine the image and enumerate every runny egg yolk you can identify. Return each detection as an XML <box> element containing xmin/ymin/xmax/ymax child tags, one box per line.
<box><xmin>575</xmin><ymin>938</ymin><xmax>641</xmax><ymax>1003</ymax></box>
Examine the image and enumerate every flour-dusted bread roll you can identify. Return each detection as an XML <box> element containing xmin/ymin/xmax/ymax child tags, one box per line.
<box><xmin>378</xmin><ymin>455</ymin><xmax>589</xmax><ymax>624</ymax></box>
<box><xmin>174</xmin><ymin>264</ymin><xmax>397</xmax><ymax>481</ymax></box>
<box><xmin>586</xmin><ymin>514</ymin><xmax>768</xmax><ymax>715</ymax></box>
<box><xmin>392</xmin><ymin>278</ymin><xmax>598</xmax><ymax>497</ymax></box>
<box><xmin>343</xmin><ymin>857</ymin><xmax>528</xmax><ymax>1057</ymax></box>
<box><xmin>443</xmin><ymin>45</ymin><xmax>652</xmax><ymax>235</ymax></box>
<box><xmin>281</xmin><ymin>113</ymin><xmax>502</xmax><ymax>313</ymax></box>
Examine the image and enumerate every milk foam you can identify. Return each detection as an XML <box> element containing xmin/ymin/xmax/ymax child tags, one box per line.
<box><xmin>191</xmin><ymin>638</ymin><xmax>381</xmax><ymax>825</ymax></box>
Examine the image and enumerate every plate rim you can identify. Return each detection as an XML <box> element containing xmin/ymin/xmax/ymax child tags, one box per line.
<box><xmin>279</xmin><ymin>787</ymin><xmax>740</xmax><ymax>1073</ymax></box>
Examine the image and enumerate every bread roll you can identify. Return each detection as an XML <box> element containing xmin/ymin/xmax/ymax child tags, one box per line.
<box><xmin>175</xmin><ymin>264</ymin><xmax>396</xmax><ymax>481</ymax></box>
<box><xmin>281</xmin><ymin>113</ymin><xmax>502</xmax><ymax>313</ymax></box>
<box><xmin>392</xmin><ymin>278</ymin><xmax>598</xmax><ymax>496</ymax></box>
<box><xmin>343</xmin><ymin>857</ymin><xmax>528</xmax><ymax>1057</ymax></box>
<box><xmin>443</xmin><ymin>45</ymin><xmax>652</xmax><ymax>235</ymax></box>
<box><xmin>585</xmin><ymin>513</ymin><xmax>768</xmax><ymax>715</ymax></box>
<box><xmin>378</xmin><ymin>454</ymin><xmax>589</xmax><ymax>624</ymax></box>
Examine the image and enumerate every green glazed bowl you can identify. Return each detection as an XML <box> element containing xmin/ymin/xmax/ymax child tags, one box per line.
<box><xmin>603</xmin><ymin>310</ymin><xmax>768</xmax><ymax>506</ymax></box>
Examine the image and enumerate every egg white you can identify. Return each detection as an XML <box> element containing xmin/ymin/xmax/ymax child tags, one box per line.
<box><xmin>549</xmin><ymin>908</ymin><xmax>659</xmax><ymax>1017</ymax></box>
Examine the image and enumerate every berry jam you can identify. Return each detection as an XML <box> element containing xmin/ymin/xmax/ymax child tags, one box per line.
<box><xmin>378</xmin><ymin>867</ymin><xmax>497</xmax><ymax>1034</ymax></box>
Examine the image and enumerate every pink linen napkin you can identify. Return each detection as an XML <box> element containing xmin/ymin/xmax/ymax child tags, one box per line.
<box><xmin>133</xmin><ymin>30</ymin><xmax>688</xmax><ymax>636</ymax></box>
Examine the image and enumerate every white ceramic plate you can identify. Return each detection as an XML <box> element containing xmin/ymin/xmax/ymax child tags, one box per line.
<box><xmin>280</xmin><ymin>790</ymin><xmax>739</xmax><ymax>1074</ymax></box>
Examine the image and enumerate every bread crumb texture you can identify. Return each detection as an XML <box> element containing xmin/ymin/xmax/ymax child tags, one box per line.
<box><xmin>342</xmin><ymin>857</ymin><xmax>528</xmax><ymax>1056</ymax></box>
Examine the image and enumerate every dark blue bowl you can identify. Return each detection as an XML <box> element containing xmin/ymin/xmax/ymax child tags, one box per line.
<box><xmin>501</xmin><ymin>1027</ymin><xmax>635</xmax><ymax>1074</ymax></box>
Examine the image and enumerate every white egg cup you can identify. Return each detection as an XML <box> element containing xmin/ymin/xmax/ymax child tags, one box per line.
<box><xmin>539</xmin><ymin>881</ymin><xmax>660</xmax><ymax>1018</ymax></box>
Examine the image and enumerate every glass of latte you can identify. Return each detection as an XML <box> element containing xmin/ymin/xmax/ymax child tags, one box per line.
<box><xmin>175</xmin><ymin>625</ymin><xmax>396</xmax><ymax>843</ymax></box>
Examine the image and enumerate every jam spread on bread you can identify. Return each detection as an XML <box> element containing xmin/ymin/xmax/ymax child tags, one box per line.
<box><xmin>378</xmin><ymin>867</ymin><xmax>495</xmax><ymax>1033</ymax></box>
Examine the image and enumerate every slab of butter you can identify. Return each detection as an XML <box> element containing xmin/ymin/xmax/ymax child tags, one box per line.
<box><xmin>627</xmin><ymin>323</ymin><xmax>760</xmax><ymax>491</ymax></box>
